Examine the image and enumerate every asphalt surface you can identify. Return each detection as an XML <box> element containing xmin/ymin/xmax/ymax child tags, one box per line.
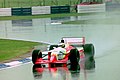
<box><xmin>0</xmin><ymin>11</ymin><xmax>120</xmax><ymax>80</ymax></box>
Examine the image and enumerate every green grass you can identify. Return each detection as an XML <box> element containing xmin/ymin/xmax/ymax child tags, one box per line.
<box><xmin>0</xmin><ymin>39</ymin><xmax>42</xmax><ymax>62</ymax></box>
<box><xmin>0</xmin><ymin>0</ymin><xmax>80</xmax><ymax>8</ymax></box>
<box><xmin>0</xmin><ymin>13</ymin><xmax>91</xmax><ymax>21</ymax></box>
<box><xmin>0</xmin><ymin>12</ymin><xmax>102</xmax><ymax>21</ymax></box>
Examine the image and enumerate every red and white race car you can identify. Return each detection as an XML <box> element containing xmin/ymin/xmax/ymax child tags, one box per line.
<box><xmin>32</xmin><ymin>37</ymin><xmax>95</xmax><ymax>70</ymax></box>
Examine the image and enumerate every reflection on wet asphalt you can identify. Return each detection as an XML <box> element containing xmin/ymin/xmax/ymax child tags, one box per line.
<box><xmin>0</xmin><ymin>11</ymin><xmax>120</xmax><ymax>80</ymax></box>
<box><xmin>32</xmin><ymin>63</ymin><xmax>95</xmax><ymax>80</ymax></box>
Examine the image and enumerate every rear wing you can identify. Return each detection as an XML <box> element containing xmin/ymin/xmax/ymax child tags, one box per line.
<box><xmin>62</xmin><ymin>37</ymin><xmax>85</xmax><ymax>45</ymax></box>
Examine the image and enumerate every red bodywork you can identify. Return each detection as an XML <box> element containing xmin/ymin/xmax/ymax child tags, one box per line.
<box><xmin>35</xmin><ymin>46</ymin><xmax>75</xmax><ymax>67</ymax></box>
<box><xmin>34</xmin><ymin>37</ymin><xmax>85</xmax><ymax>67</ymax></box>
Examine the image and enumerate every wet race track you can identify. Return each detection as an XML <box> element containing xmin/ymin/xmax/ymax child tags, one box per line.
<box><xmin>0</xmin><ymin>11</ymin><xmax>120</xmax><ymax>80</ymax></box>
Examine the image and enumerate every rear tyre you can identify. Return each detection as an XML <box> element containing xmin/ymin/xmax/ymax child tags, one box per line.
<box><xmin>83</xmin><ymin>44</ymin><xmax>94</xmax><ymax>56</ymax></box>
<box><xmin>32</xmin><ymin>49</ymin><xmax>41</xmax><ymax>64</ymax></box>
<box><xmin>68</xmin><ymin>48</ymin><xmax>80</xmax><ymax>71</ymax></box>
<box><xmin>83</xmin><ymin>44</ymin><xmax>95</xmax><ymax>69</ymax></box>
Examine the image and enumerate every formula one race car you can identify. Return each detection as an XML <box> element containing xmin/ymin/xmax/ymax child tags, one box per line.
<box><xmin>32</xmin><ymin>37</ymin><xmax>95</xmax><ymax>70</ymax></box>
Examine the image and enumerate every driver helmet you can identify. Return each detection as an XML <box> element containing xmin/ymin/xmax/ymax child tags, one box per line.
<box><xmin>60</xmin><ymin>39</ymin><xmax>64</xmax><ymax>43</ymax></box>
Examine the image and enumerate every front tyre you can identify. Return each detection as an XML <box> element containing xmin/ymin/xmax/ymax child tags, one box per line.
<box><xmin>32</xmin><ymin>49</ymin><xmax>41</xmax><ymax>64</ymax></box>
<box><xmin>68</xmin><ymin>48</ymin><xmax>80</xmax><ymax>71</ymax></box>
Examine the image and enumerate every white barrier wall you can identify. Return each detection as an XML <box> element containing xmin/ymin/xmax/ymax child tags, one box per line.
<box><xmin>0</xmin><ymin>8</ymin><xmax>11</xmax><ymax>16</ymax></box>
<box><xmin>32</xmin><ymin>6</ymin><xmax>50</xmax><ymax>15</ymax></box>
<box><xmin>77</xmin><ymin>3</ymin><xmax>106</xmax><ymax>13</ymax></box>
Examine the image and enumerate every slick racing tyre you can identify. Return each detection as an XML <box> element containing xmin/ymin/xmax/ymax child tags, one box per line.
<box><xmin>32</xmin><ymin>49</ymin><xmax>42</xmax><ymax>64</ymax></box>
<box><xmin>83</xmin><ymin>44</ymin><xmax>95</xmax><ymax>69</ymax></box>
<box><xmin>83</xmin><ymin>44</ymin><xmax>94</xmax><ymax>56</ymax></box>
<box><xmin>68</xmin><ymin>48</ymin><xmax>80</xmax><ymax>70</ymax></box>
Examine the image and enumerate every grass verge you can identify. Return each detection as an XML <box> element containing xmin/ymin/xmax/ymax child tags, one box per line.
<box><xmin>0</xmin><ymin>13</ymin><xmax>94</xmax><ymax>21</ymax></box>
<box><xmin>0</xmin><ymin>39</ymin><xmax>43</xmax><ymax>62</ymax></box>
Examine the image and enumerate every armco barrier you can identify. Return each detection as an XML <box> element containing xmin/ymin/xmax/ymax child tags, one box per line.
<box><xmin>51</xmin><ymin>6</ymin><xmax>70</xmax><ymax>14</ymax></box>
<box><xmin>0</xmin><ymin>8</ymin><xmax>11</xmax><ymax>16</ymax></box>
<box><xmin>77</xmin><ymin>3</ymin><xmax>106</xmax><ymax>13</ymax></box>
<box><xmin>1</xmin><ymin>6</ymin><xmax>70</xmax><ymax>16</ymax></box>
<box><xmin>32</xmin><ymin>6</ymin><xmax>50</xmax><ymax>15</ymax></box>
<box><xmin>12</xmin><ymin>8</ymin><xmax>32</xmax><ymax>16</ymax></box>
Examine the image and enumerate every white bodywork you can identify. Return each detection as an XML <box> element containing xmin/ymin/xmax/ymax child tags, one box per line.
<box><xmin>42</xmin><ymin>37</ymin><xmax>85</xmax><ymax>59</ymax></box>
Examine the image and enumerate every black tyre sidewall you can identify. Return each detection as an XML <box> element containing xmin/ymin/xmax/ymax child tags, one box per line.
<box><xmin>69</xmin><ymin>48</ymin><xmax>80</xmax><ymax>70</ymax></box>
<box><xmin>83</xmin><ymin>44</ymin><xmax>94</xmax><ymax>56</ymax></box>
<box><xmin>32</xmin><ymin>50</ymin><xmax>40</xmax><ymax>64</ymax></box>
